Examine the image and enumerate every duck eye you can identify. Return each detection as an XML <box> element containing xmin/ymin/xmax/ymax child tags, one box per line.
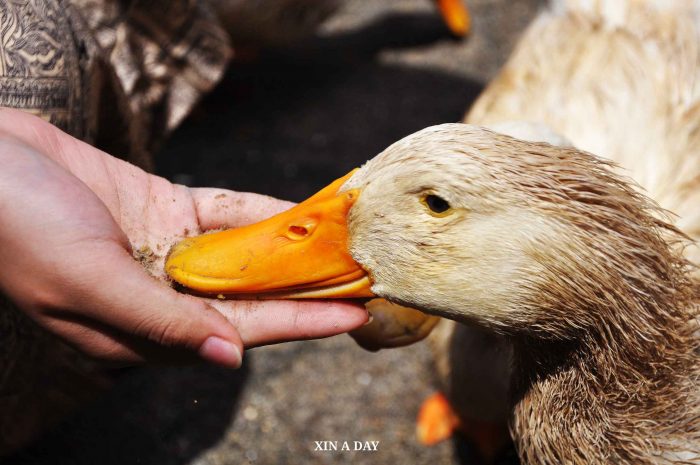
<box><xmin>423</xmin><ymin>194</ymin><xmax>451</xmax><ymax>214</ymax></box>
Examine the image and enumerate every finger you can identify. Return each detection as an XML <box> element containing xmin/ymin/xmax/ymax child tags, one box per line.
<box><xmin>190</xmin><ymin>188</ymin><xmax>294</xmax><ymax>230</ymax></box>
<box><xmin>207</xmin><ymin>299</ymin><xmax>369</xmax><ymax>348</ymax></box>
<box><xmin>72</xmin><ymin>242</ymin><xmax>245</xmax><ymax>368</ymax></box>
<box><xmin>43</xmin><ymin>313</ymin><xmax>225</xmax><ymax>367</ymax></box>
<box><xmin>43</xmin><ymin>316</ymin><xmax>147</xmax><ymax>366</ymax></box>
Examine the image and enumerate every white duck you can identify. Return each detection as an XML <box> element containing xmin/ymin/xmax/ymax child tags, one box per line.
<box><xmin>430</xmin><ymin>0</ymin><xmax>700</xmax><ymax>459</ymax></box>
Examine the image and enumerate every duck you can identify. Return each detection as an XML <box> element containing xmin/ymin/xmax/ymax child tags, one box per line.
<box><xmin>210</xmin><ymin>0</ymin><xmax>470</xmax><ymax>47</ymax></box>
<box><xmin>432</xmin><ymin>0</ymin><xmax>700</xmax><ymax>459</ymax></box>
<box><xmin>165</xmin><ymin>2</ymin><xmax>700</xmax><ymax>463</ymax></box>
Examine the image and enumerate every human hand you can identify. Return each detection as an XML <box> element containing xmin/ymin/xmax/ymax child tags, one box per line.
<box><xmin>0</xmin><ymin>109</ymin><xmax>367</xmax><ymax>368</ymax></box>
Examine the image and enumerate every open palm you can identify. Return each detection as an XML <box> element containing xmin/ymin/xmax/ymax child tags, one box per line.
<box><xmin>0</xmin><ymin>109</ymin><xmax>367</xmax><ymax>367</ymax></box>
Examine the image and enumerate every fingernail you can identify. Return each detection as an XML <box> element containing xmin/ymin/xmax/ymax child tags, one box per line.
<box><xmin>199</xmin><ymin>336</ymin><xmax>243</xmax><ymax>369</ymax></box>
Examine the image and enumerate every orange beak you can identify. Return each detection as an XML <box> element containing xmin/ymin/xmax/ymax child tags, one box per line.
<box><xmin>165</xmin><ymin>170</ymin><xmax>374</xmax><ymax>299</ymax></box>
<box><xmin>434</xmin><ymin>0</ymin><xmax>470</xmax><ymax>37</ymax></box>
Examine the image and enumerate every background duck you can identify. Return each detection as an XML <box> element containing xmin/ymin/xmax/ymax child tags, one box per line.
<box><xmin>210</xmin><ymin>0</ymin><xmax>470</xmax><ymax>47</ymax></box>
<box><xmin>468</xmin><ymin>0</ymin><xmax>700</xmax><ymax>257</ymax></box>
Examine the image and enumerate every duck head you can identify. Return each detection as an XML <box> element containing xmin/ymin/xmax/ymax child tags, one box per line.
<box><xmin>166</xmin><ymin>124</ymin><xmax>688</xmax><ymax>338</ymax></box>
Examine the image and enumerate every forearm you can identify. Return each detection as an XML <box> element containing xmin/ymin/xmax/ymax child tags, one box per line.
<box><xmin>0</xmin><ymin>0</ymin><xmax>87</xmax><ymax>138</ymax></box>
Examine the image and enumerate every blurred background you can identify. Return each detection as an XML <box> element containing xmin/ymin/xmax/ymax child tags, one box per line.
<box><xmin>6</xmin><ymin>1</ymin><xmax>542</xmax><ymax>464</ymax></box>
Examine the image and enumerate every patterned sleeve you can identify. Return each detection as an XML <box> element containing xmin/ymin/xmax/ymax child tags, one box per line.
<box><xmin>0</xmin><ymin>0</ymin><xmax>232</xmax><ymax>169</ymax></box>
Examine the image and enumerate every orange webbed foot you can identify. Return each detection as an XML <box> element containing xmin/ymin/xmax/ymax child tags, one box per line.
<box><xmin>417</xmin><ymin>392</ymin><xmax>511</xmax><ymax>463</ymax></box>
<box><xmin>416</xmin><ymin>392</ymin><xmax>460</xmax><ymax>446</ymax></box>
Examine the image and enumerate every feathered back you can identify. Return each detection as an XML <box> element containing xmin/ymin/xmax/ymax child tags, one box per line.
<box><xmin>467</xmin><ymin>0</ymin><xmax>700</xmax><ymax>267</ymax></box>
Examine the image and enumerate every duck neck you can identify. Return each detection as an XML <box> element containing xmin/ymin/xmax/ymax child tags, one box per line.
<box><xmin>508</xmin><ymin>298</ymin><xmax>698</xmax><ymax>465</ymax></box>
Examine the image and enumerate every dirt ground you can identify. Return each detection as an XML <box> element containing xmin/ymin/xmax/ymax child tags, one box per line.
<box><xmin>5</xmin><ymin>1</ymin><xmax>542</xmax><ymax>464</ymax></box>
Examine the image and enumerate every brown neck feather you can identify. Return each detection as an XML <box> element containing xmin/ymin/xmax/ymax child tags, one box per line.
<box><xmin>509</xmin><ymin>280</ymin><xmax>699</xmax><ymax>464</ymax></box>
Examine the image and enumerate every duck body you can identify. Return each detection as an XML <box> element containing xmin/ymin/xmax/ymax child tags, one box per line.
<box><xmin>468</xmin><ymin>0</ymin><xmax>700</xmax><ymax>262</ymax></box>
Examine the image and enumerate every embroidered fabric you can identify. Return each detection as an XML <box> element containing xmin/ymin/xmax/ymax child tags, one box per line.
<box><xmin>0</xmin><ymin>0</ymin><xmax>231</xmax><ymax>169</ymax></box>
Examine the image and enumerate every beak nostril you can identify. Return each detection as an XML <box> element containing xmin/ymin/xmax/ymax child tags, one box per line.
<box><xmin>285</xmin><ymin>218</ymin><xmax>318</xmax><ymax>241</ymax></box>
<box><xmin>288</xmin><ymin>225</ymin><xmax>311</xmax><ymax>240</ymax></box>
<box><xmin>289</xmin><ymin>225</ymin><xmax>308</xmax><ymax>236</ymax></box>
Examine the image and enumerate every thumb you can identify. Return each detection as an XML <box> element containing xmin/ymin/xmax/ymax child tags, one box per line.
<box><xmin>73</xmin><ymin>243</ymin><xmax>244</xmax><ymax>368</ymax></box>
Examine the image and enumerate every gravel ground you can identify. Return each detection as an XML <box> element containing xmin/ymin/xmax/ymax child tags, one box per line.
<box><xmin>5</xmin><ymin>1</ymin><xmax>541</xmax><ymax>464</ymax></box>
